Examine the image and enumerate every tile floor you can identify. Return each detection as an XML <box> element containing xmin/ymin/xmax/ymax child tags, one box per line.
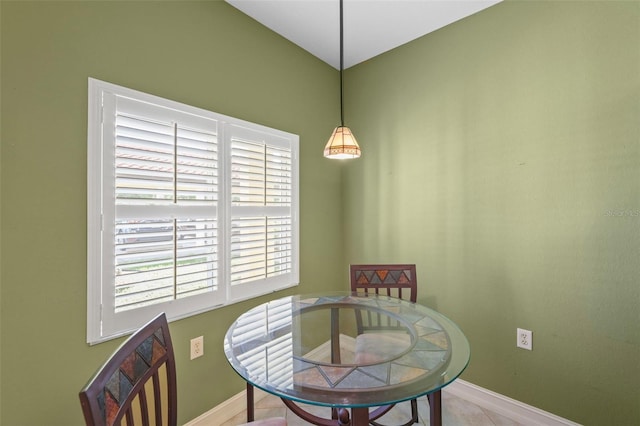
<box><xmin>219</xmin><ymin>388</ymin><xmax>523</xmax><ymax>426</ymax></box>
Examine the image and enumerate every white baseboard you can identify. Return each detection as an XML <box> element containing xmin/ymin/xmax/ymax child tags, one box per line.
<box><xmin>444</xmin><ymin>379</ymin><xmax>582</xmax><ymax>426</ymax></box>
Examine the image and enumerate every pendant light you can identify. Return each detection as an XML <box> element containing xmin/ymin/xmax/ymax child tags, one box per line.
<box><xmin>323</xmin><ymin>0</ymin><xmax>361</xmax><ymax>159</ymax></box>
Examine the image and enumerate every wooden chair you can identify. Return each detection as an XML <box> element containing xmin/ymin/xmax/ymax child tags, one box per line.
<box><xmin>79</xmin><ymin>313</ymin><xmax>286</xmax><ymax>426</ymax></box>
<box><xmin>79</xmin><ymin>313</ymin><xmax>177</xmax><ymax>426</ymax></box>
<box><xmin>349</xmin><ymin>264</ymin><xmax>419</xmax><ymax>426</ymax></box>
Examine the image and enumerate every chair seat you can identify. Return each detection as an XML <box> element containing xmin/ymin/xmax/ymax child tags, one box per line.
<box><xmin>239</xmin><ymin>417</ymin><xmax>287</xmax><ymax>426</ymax></box>
<box><xmin>354</xmin><ymin>333</ymin><xmax>411</xmax><ymax>364</ymax></box>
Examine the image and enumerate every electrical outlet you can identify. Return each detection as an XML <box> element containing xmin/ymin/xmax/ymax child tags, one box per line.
<box><xmin>517</xmin><ymin>328</ymin><xmax>532</xmax><ymax>350</ymax></box>
<box><xmin>190</xmin><ymin>336</ymin><xmax>204</xmax><ymax>359</ymax></box>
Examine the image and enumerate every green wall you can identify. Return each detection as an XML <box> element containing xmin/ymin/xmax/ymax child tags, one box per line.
<box><xmin>343</xmin><ymin>1</ymin><xmax>639</xmax><ymax>425</ymax></box>
<box><xmin>2</xmin><ymin>1</ymin><xmax>639</xmax><ymax>426</ymax></box>
<box><xmin>0</xmin><ymin>1</ymin><xmax>346</xmax><ymax>424</ymax></box>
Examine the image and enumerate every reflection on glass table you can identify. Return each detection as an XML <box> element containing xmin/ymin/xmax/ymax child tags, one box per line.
<box><xmin>224</xmin><ymin>293</ymin><xmax>470</xmax><ymax>426</ymax></box>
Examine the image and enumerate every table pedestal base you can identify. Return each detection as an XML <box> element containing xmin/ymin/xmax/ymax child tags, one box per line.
<box><xmin>247</xmin><ymin>384</ymin><xmax>442</xmax><ymax>426</ymax></box>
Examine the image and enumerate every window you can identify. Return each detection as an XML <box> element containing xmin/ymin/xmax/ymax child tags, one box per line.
<box><xmin>87</xmin><ymin>78</ymin><xmax>299</xmax><ymax>344</ymax></box>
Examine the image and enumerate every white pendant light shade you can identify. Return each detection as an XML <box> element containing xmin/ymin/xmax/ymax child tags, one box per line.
<box><xmin>324</xmin><ymin>126</ymin><xmax>361</xmax><ymax>159</ymax></box>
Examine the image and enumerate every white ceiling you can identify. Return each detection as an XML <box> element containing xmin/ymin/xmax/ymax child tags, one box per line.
<box><xmin>226</xmin><ymin>0</ymin><xmax>502</xmax><ymax>69</ymax></box>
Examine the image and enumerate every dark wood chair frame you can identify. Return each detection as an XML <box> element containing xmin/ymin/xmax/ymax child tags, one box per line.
<box><xmin>79</xmin><ymin>313</ymin><xmax>177</xmax><ymax>426</ymax></box>
<box><xmin>350</xmin><ymin>264</ymin><xmax>440</xmax><ymax>426</ymax></box>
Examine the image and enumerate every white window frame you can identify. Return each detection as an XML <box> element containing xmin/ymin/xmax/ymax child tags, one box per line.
<box><xmin>87</xmin><ymin>78</ymin><xmax>299</xmax><ymax>344</ymax></box>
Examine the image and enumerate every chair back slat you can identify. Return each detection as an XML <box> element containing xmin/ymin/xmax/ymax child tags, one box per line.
<box><xmin>79</xmin><ymin>313</ymin><xmax>177</xmax><ymax>426</ymax></box>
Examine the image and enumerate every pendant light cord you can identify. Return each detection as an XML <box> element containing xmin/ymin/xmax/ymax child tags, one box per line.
<box><xmin>339</xmin><ymin>0</ymin><xmax>345</xmax><ymax>127</ymax></box>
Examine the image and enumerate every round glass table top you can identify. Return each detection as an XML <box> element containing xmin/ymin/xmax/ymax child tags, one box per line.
<box><xmin>224</xmin><ymin>293</ymin><xmax>470</xmax><ymax>408</ymax></box>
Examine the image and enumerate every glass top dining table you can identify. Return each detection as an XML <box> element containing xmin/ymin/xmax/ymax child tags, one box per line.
<box><xmin>224</xmin><ymin>293</ymin><xmax>470</xmax><ymax>426</ymax></box>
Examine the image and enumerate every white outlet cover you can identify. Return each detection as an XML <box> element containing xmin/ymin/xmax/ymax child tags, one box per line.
<box><xmin>190</xmin><ymin>336</ymin><xmax>204</xmax><ymax>359</ymax></box>
<box><xmin>517</xmin><ymin>328</ymin><xmax>532</xmax><ymax>350</ymax></box>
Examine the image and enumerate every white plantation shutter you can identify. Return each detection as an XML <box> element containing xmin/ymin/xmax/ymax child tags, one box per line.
<box><xmin>87</xmin><ymin>79</ymin><xmax>299</xmax><ymax>343</ymax></box>
<box><xmin>228</xmin><ymin>125</ymin><xmax>298</xmax><ymax>301</ymax></box>
<box><xmin>96</xmin><ymin>91</ymin><xmax>222</xmax><ymax>339</ymax></box>
<box><xmin>113</xmin><ymin>103</ymin><xmax>219</xmax><ymax>313</ymax></box>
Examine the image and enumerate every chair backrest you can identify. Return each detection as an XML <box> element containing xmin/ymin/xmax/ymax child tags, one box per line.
<box><xmin>350</xmin><ymin>264</ymin><xmax>418</xmax><ymax>336</ymax></box>
<box><xmin>79</xmin><ymin>313</ymin><xmax>177</xmax><ymax>426</ymax></box>
<box><xmin>350</xmin><ymin>264</ymin><xmax>417</xmax><ymax>302</ymax></box>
